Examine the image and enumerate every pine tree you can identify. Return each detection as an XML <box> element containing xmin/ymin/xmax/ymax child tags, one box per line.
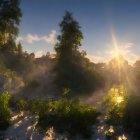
<box><xmin>54</xmin><ymin>11</ymin><xmax>104</xmax><ymax>95</ymax></box>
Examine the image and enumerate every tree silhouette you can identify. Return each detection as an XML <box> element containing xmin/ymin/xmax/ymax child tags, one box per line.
<box><xmin>54</xmin><ymin>11</ymin><xmax>104</xmax><ymax>95</ymax></box>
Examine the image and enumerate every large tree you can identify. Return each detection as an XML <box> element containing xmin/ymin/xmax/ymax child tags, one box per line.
<box><xmin>0</xmin><ymin>0</ymin><xmax>22</xmax><ymax>47</ymax></box>
<box><xmin>54</xmin><ymin>11</ymin><xmax>104</xmax><ymax>95</ymax></box>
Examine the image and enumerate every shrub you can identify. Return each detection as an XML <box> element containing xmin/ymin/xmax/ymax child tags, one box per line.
<box><xmin>122</xmin><ymin>96</ymin><xmax>140</xmax><ymax>138</ymax></box>
<box><xmin>102</xmin><ymin>86</ymin><xmax>140</xmax><ymax>139</ymax></box>
<box><xmin>8</xmin><ymin>96</ymin><xmax>100</xmax><ymax>138</ymax></box>
<box><xmin>0</xmin><ymin>91</ymin><xmax>12</xmax><ymax>130</ymax></box>
<box><xmin>37</xmin><ymin>97</ymin><xmax>100</xmax><ymax>138</ymax></box>
<box><xmin>101</xmin><ymin>86</ymin><xmax>128</xmax><ymax>126</ymax></box>
<box><xmin>16</xmin><ymin>99</ymin><xmax>29</xmax><ymax>111</ymax></box>
<box><xmin>10</xmin><ymin>97</ymin><xmax>52</xmax><ymax>115</ymax></box>
<box><xmin>29</xmin><ymin>97</ymin><xmax>52</xmax><ymax>115</ymax></box>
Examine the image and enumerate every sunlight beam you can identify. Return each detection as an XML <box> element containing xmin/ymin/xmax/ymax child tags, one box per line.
<box><xmin>110</xmin><ymin>28</ymin><xmax>121</xmax><ymax>83</ymax></box>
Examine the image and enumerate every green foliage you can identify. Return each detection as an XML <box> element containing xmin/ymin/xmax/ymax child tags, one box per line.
<box><xmin>16</xmin><ymin>99</ymin><xmax>29</xmax><ymax>111</ymax></box>
<box><xmin>0</xmin><ymin>0</ymin><xmax>35</xmax><ymax>76</ymax></box>
<box><xmin>9</xmin><ymin>95</ymin><xmax>100</xmax><ymax>138</ymax></box>
<box><xmin>37</xmin><ymin>97</ymin><xmax>100</xmax><ymax>138</ymax></box>
<box><xmin>10</xmin><ymin>97</ymin><xmax>52</xmax><ymax>115</ymax></box>
<box><xmin>102</xmin><ymin>85</ymin><xmax>127</xmax><ymax>106</ymax></box>
<box><xmin>54</xmin><ymin>11</ymin><xmax>105</xmax><ymax>95</ymax></box>
<box><xmin>1</xmin><ymin>36</ymin><xmax>17</xmax><ymax>52</ymax></box>
<box><xmin>102</xmin><ymin>85</ymin><xmax>128</xmax><ymax>125</ymax></box>
<box><xmin>0</xmin><ymin>91</ymin><xmax>12</xmax><ymax>130</ymax></box>
<box><xmin>63</xmin><ymin>88</ymin><xmax>71</xmax><ymax>95</ymax></box>
<box><xmin>0</xmin><ymin>49</ymin><xmax>35</xmax><ymax>74</ymax></box>
<box><xmin>0</xmin><ymin>42</ymin><xmax>35</xmax><ymax>78</ymax></box>
<box><xmin>0</xmin><ymin>0</ymin><xmax>22</xmax><ymax>41</ymax></box>
<box><xmin>122</xmin><ymin>96</ymin><xmax>140</xmax><ymax>138</ymax></box>
<box><xmin>102</xmin><ymin>86</ymin><xmax>140</xmax><ymax>139</ymax></box>
<box><xmin>10</xmin><ymin>96</ymin><xmax>99</xmax><ymax>138</ymax></box>
<box><xmin>29</xmin><ymin>97</ymin><xmax>52</xmax><ymax>115</ymax></box>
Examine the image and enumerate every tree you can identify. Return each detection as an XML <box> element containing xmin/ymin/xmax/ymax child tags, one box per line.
<box><xmin>1</xmin><ymin>35</ymin><xmax>17</xmax><ymax>52</ymax></box>
<box><xmin>0</xmin><ymin>91</ymin><xmax>12</xmax><ymax>130</ymax></box>
<box><xmin>54</xmin><ymin>11</ymin><xmax>104</xmax><ymax>95</ymax></box>
<box><xmin>17</xmin><ymin>42</ymin><xmax>22</xmax><ymax>55</ymax></box>
<box><xmin>0</xmin><ymin>0</ymin><xmax>22</xmax><ymax>47</ymax></box>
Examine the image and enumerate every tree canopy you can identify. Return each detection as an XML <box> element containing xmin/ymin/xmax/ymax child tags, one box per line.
<box><xmin>0</xmin><ymin>0</ymin><xmax>22</xmax><ymax>51</ymax></box>
<box><xmin>54</xmin><ymin>11</ymin><xmax>105</xmax><ymax>95</ymax></box>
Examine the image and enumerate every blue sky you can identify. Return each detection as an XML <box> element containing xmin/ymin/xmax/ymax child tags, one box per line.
<box><xmin>17</xmin><ymin>0</ymin><xmax>140</xmax><ymax>64</ymax></box>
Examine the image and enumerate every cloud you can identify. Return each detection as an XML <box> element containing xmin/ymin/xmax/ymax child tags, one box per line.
<box><xmin>16</xmin><ymin>36</ymin><xmax>24</xmax><ymax>41</ymax></box>
<box><xmin>35</xmin><ymin>50</ymin><xmax>44</xmax><ymax>58</ymax></box>
<box><xmin>42</xmin><ymin>30</ymin><xmax>56</xmax><ymax>43</ymax></box>
<box><xmin>16</xmin><ymin>30</ymin><xmax>56</xmax><ymax>44</ymax></box>
<box><xmin>27</xmin><ymin>34</ymin><xmax>40</xmax><ymax>43</ymax></box>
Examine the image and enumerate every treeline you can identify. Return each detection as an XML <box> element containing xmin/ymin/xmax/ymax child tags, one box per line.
<box><xmin>0</xmin><ymin>0</ymin><xmax>36</xmax><ymax>92</ymax></box>
<box><xmin>0</xmin><ymin>0</ymin><xmax>106</xmax><ymax>97</ymax></box>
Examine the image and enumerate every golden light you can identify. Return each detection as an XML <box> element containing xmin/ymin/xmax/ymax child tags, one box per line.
<box><xmin>118</xmin><ymin>134</ymin><xmax>127</xmax><ymax>140</ymax></box>
<box><xmin>110</xmin><ymin>28</ymin><xmax>124</xmax><ymax>83</ymax></box>
<box><xmin>116</xmin><ymin>96</ymin><xmax>124</xmax><ymax>103</ymax></box>
<box><xmin>111</xmin><ymin>29</ymin><xmax>119</xmax><ymax>59</ymax></box>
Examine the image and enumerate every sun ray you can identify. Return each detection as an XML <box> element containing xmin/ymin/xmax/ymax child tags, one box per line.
<box><xmin>110</xmin><ymin>28</ymin><xmax>121</xmax><ymax>84</ymax></box>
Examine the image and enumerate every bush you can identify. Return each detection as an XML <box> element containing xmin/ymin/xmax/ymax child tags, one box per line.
<box><xmin>101</xmin><ymin>86</ymin><xmax>127</xmax><ymax>126</ymax></box>
<box><xmin>122</xmin><ymin>96</ymin><xmax>140</xmax><ymax>138</ymax></box>
<box><xmin>102</xmin><ymin>86</ymin><xmax>140</xmax><ymax>139</ymax></box>
<box><xmin>29</xmin><ymin>97</ymin><xmax>52</xmax><ymax>115</ymax></box>
<box><xmin>0</xmin><ymin>91</ymin><xmax>12</xmax><ymax>130</ymax></box>
<box><xmin>37</xmin><ymin>97</ymin><xmax>100</xmax><ymax>138</ymax></box>
<box><xmin>8</xmin><ymin>96</ymin><xmax>100</xmax><ymax>138</ymax></box>
<box><xmin>10</xmin><ymin>96</ymin><xmax>52</xmax><ymax>115</ymax></box>
<box><xmin>16</xmin><ymin>99</ymin><xmax>29</xmax><ymax>111</ymax></box>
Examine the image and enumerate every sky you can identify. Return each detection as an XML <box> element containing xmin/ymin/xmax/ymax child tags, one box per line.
<box><xmin>17</xmin><ymin>0</ymin><xmax>140</xmax><ymax>64</ymax></box>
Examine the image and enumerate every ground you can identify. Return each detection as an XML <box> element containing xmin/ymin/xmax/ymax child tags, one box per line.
<box><xmin>0</xmin><ymin>90</ymin><xmax>132</xmax><ymax>140</ymax></box>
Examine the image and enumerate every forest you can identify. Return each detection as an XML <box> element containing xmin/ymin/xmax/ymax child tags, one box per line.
<box><xmin>0</xmin><ymin>0</ymin><xmax>140</xmax><ymax>139</ymax></box>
